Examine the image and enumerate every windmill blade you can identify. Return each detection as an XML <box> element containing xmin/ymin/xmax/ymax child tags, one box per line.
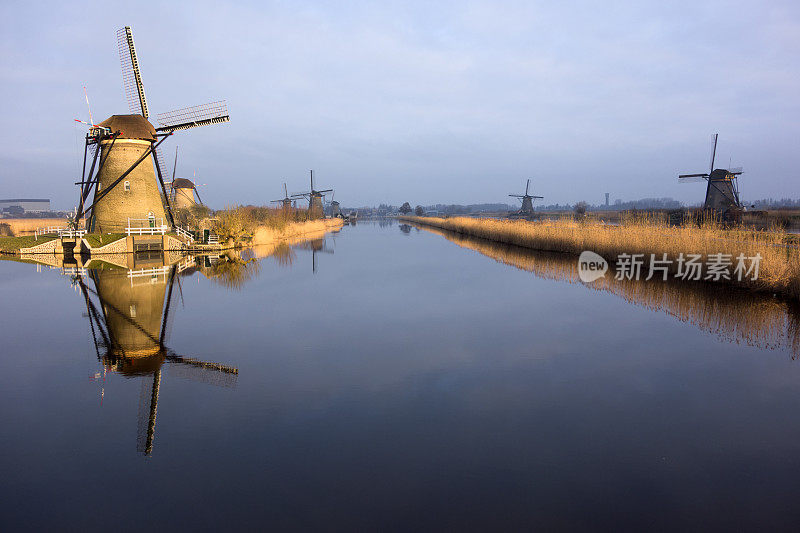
<box><xmin>172</xmin><ymin>146</ymin><xmax>179</xmax><ymax>180</ymax></box>
<box><xmin>526</xmin><ymin>179</ymin><xmax>530</xmax><ymax>195</ymax></box>
<box><xmin>165</xmin><ymin>354</ymin><xmax>238</xmax><ymax>388</ymax></box>
<box><xmin>284</xmin><ymin>182</ymin><xmax>288</xmax><ymax>199</ymax></box>
<box><xmin>117</xmin><ymin>27</ymin><xmax>150</xmax><ymax>119</ymax></box>
<box><xmin>136</xmin><ymin>371</ymin><xmax>161</xmax><ymax>456</ymax></box>
<box><xmin>154</xmin><ymin>146</ymin><xmax>170</xmax><ymax>188</ymax></box>
<box><xmin>678</xmin><ymin>173</ymin><xmax>709</xmax><ymax>179</ymax></box>
<box><xmin>509</xmin><ymin>194</ymin><xmax>525</xmax><ymax>198</ymax></box>
<box><xmin>710</xmin><ymin>133</ymin><xmax>718</xmax><ymax>173</ymax></box>
<box><xmin>678</xmin><ymin>176</ymin><xmax>707</xmax><ymax>183</ymax></box>
<box><xmin>156</xmin><ymin>101</ymin><xmax>230</xmax><ymax>133</ymax></box>
<box><xmin>530</xmin><ymin>195</ymin><xmax>544</xmax><ymax>199</ymax></box>
<box><xmin>317</xmin><ymin>189</ymin><xmax>333</xmax><ymax>194</ymax></box>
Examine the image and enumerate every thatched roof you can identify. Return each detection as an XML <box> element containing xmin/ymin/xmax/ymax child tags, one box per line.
<box><xmin>172</xmin><ymin>178</ymin><xmax>196</xmax><ymax>189</ymax></box>
<box><xmin>98</xmin><ymin>114</ymin><xmax>156</xmax><ymax>141</ymax></box>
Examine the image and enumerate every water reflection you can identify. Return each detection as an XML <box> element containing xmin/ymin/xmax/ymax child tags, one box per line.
<box><xmin>417</xmin><ymin>224</ymin><xmax>800</xmax><ymax>356</ymax></box>
<box><xmin>251</xmin><ymin>226</ymin><xmax>340</xmax><ymax>274</ymax></box>
<box><xmin>294</xmin><ymin>238</ymin><xmax>334</xmax><ymax>273</ymax></box>
<box><xmin>70</xmin><ymin>256</ymin><xmax>239</xmax><ymax>456</ymax></box>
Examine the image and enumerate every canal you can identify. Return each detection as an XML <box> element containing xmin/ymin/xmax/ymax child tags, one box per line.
<box><xmin>2</xmin><ymin>220</ymin><xmax>800</xmax><ymax>530</ymax></box>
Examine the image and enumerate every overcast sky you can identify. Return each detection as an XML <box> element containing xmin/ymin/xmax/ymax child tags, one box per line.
<box><xmin>1</xmin><ymin>0</ymin><xmax>798</xmax><ymax>209</ymax></box>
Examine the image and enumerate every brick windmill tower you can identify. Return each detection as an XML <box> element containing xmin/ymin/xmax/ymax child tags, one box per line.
<box><xmin>75</xmin><ymin>26</ymin><xmax>229</xmax><ymax>233</ymax></box>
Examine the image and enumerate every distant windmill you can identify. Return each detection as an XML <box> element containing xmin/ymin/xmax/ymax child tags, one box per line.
<box><xmin>292</xmin><ymin>170</ymin><xmax>333</xmax><ymax>220</ymax></box>
<box><xmin>75</xmin><ymin>263</ymin><xmax>238</xmax><ymax>456</ymax></box>
<box><xmin>329</xmin><ymin>191</ymin><xmax>341</xmax><ymax>218</ymax></box>
<box><xmin>270</xmin><ymin>183</ymin><xmax>294</xmax><ymax>210</ymax></box>
<box><xmin>170</xmin><ymin>148</ymin><xmax>204</xmax><ymax>208</ymax></box>
<box><xmin>74</xmin><ymin>26</ymin><xmax>229</xmax><ymax>232</ymax></box>
<box><xmin>509</xmin><ymin>179</ymin><xmax>544</xmax><ymax>216</ymax></box>
<box><xmin>678</xmin><ymin>134</ymin><xmax>743</xmax><ymax>216</ymax></box>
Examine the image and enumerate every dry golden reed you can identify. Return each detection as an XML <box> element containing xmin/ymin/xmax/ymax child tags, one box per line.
<box><xmin>402</xmin><ymin>215</ymin><xmax>800</xmax><ymax>298</ymax></box>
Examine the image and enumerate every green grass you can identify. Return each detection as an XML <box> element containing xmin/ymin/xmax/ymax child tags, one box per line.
<box><xmin>0</xmin><ymin>235</ymin><xmax>56</xmax><ymax>252</ymax></box>
<box><xmin>83</xmin><ymin>233</ymin><xmax>125</xmax><ymax>248</ymax></box>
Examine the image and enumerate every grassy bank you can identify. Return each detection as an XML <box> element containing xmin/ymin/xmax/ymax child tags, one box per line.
<box><xmin>0</xmin><ymin>235</ymin><xmax>56</xmax><ymax>253</ymax></box>
<box><xmin>83</xmin><ymin>233</ymin><xmax>125</xmax><ymax>248</ymax></box>
<box><xmin>401</xmin><ymin>215</ymin><xmax>800</xmax><ymax>298</ymax></box>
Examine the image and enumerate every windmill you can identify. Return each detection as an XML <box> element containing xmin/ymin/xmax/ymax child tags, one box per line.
<box><xmin>270</xmin><ymin>183</ymin><xmax>294</xmax><ymax>210</ymax></box>
<box><xmin>170</xmin><ymin>147</ymin><xmax>205</xmax><ymax>209</ymax></box>
<box><xmin>74</xmin><ymin>262</ymin><xmax>238</xmax><ymax>456</ymax></box>
<box><xmin>678</xmin><ymin>134</ymin><xmax>743</xmax><ymax>216</ymax></box>
<box><xmin>509</xmin><ymin>179</ymin><xmax>544</xmax><ymax>216</ymax></box>
<box><xmin>74</xmin><ymin>26</ymin><xmax>229</xmax><ymax>233</ymax></box>
<box><xmin>329</xmin><ymin>191</ymin><xmax>342</xmax><ymax>218</ymax></box>
<box><xmin>292</xmin><ymin>170</ymin><xmax>332</xmax><ymax>220</ymax></box>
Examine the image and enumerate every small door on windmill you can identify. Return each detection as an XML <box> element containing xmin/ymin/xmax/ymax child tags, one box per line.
<box><xmin>203</xmin><ymin>228</ymin><xmax>210</xmax><ymax>244</ymax></box>
<box><xmin>148</xmin><ymin>211</ymin><xmax>155</xmax><ymax>228</ymax></box>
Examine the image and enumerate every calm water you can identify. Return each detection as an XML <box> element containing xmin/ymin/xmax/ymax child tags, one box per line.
<box><xmin>2</xmin><ymin>221</ymin><xmax>800</xmax><ymax>531</ymax></box>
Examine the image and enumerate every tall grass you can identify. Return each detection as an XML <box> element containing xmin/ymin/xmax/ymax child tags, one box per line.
<box><xmin>402</xmin><ymin>214</ymin><xmax>800</xmax><ymax>298</ymax></box>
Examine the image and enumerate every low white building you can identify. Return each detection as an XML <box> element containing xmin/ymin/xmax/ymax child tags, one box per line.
<box><xmin>0</xmin><ymin>198</ymin><xmax>51</xmax><ymax>213</ymax></box>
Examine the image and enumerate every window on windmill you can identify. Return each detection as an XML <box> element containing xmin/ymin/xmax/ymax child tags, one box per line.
<box><xmin>129</xmin><ymin>304</ymin><xmax>137</xmax><ymax>318</ymax></box>
<box><xmin>124</xmin><ymin>180</ymin><xmax>131</xmax><ymax>192</ymax></box>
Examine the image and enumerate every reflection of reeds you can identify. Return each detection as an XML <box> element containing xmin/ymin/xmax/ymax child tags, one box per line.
<box><xmin>403</xmin><ymin>215</ymin><xmax>800</xmax><ymax>298</ymax></box>
<box><xmin>272</xmin><ymin>242</ymin><xmax>296</xmax><ymax>267</ymax></box>
<box><xmin>422</xmin><ymin>224</ymin><xmax>800</xmax><ymax>357</ymax></box>
<box><xmin>206</xmin><ymin>256</ymin><xmax>261</xmax><ymax>290</ymax></box>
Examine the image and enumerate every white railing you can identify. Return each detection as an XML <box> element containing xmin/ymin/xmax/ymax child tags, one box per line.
<box><xmin>127</xmin><ymin>266</ymin><xmax>170</xmax><ymax>286</ymax></box>
<box><xmin>34</xmin><ymin>226</ymin><xmax>66</xmax><ymax>239</ymax></box>
<box><xmin>59</xmin><ymin>229</ymin><xmax>86</xmax><ymax>238</ymax></box>
<box><xmin>126</xmin><ymin>217</ymin><xmax>168</xmax><ymax>236</ymax></box>
<box><xmin>61</xmin><ymin>266</ymin><xmax>87</xmax><ymax>277</ymax></box>
<box><xmin>33</xmin><ymin>227</ymin><xmax>86</xmax><ymax>239</ymax></box>
<box><xmin>176</xmin><ymin>256</ymin><xmax>196</xmax><ymax>274</ymax></box>
<box><xmin>174</xmin><ymin>226</ymin><xmax>194</xmax><ymax>243</ymax></box>
<box><xmin>207</xmin><ymin>234</ymin><xmax>220</xmax><ymax>245</ymax></box>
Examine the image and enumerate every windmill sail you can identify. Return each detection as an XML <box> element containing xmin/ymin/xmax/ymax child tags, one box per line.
<box><xmin>136</xmin><ymin>371</ymin><xmax>161</xmax><ymax>455</ymax></box>
<box><xmin>156</xmin><ymin>101</ymin><xmax>230</xmax><ymax>133</ymax></box>
<box><xmin>117</xmin><ymin>27</ymin><xmax>149</xmax><ymax>119</ymax></box>
<box><xmin>166</xmin><ymin>355</ymin><xmax>239</xmax><ymax>388</ymax></box>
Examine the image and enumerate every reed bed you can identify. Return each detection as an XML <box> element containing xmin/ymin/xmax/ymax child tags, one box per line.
<box><xmin>212</xmin><ymin>205</ymin><xmax>342</xmax><ymax>247</ymax></box>
<box><xmin>401</xmin><ymin>215</ymin><xmax>800</xmax><ymax>299</ymax></box>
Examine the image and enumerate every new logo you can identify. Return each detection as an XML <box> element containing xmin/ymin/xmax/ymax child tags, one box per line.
<box><xmin>578</xmin><ymin>251</ymin><xmax>608</xmax><ymax>283</ymax></box>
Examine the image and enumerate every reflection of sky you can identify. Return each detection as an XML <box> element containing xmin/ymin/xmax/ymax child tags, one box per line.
<box><xmin>1</xmin><ymin>1</ymin><xmax>799</xmax><ymax>208</ymax></box>
<box><xmin>2</xmin><ymin>223</ymin><xmax>800</xmax><ymax>528</ymax></box>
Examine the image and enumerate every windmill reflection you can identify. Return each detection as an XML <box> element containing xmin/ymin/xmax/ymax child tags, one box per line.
<box><xmin>295</xmin><ymin>237</ymin><xmax>334</xmax><ymax>274</ymax></box>
<box><xmin>75</xmin><ymin>258</ymin><xmax>238</xmax><ymax>456</ymax></box>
